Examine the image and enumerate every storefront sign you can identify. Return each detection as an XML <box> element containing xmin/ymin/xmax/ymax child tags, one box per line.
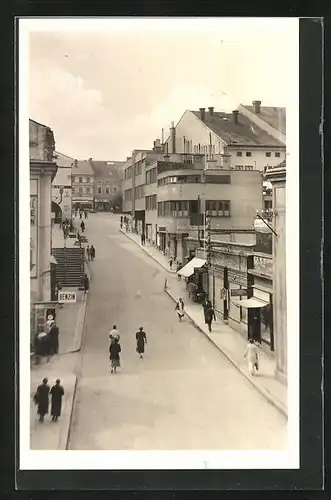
<box><xmin>58</xmin><ymin>291</ymin><xmax>77</xmax><ymax>303</ymax></box>
<box><xmin>231</xmin><ymin>288</ymin><xmax>248</xmax><ymax>297</ymax></box>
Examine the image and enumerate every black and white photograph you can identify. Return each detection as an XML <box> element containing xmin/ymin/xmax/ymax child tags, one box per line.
<box><xmin>19</xmin><ymin>17</ymin><xmax>300</xmax><ymax>471</ymax></box>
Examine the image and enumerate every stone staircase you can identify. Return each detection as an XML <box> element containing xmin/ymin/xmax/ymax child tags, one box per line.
<box><xmin>52</xmin><ymin>247</ymin><xmax>85</xmax><ymax>287</ymax></box>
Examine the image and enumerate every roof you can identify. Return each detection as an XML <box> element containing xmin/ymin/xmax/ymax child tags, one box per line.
<box><xmin>72</xmin><ymin>160</ymin><xmax>94</xmax><ymax>175</ymax></box>
<box><xmin>90</xmin><ymin>160</ymin><xmax>122</xmax><ymax>180</ymax></box>
<box><xmin>55</xmin><ymin>152</ymin><xmax>74</xmax><ymax>168</ymax></box>
<box><xmin>191</xmin><ymin>110</ymin><xmax>283</xmax><ymax>147</ymax></box>
<box><xmin>241</xmin><ymin>105</ymin><xmax>286</xmax><ymax>135</ymax></box>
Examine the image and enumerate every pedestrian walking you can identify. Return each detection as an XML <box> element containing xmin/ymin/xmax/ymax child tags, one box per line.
<box><xmin>202</xmin><ymin>300</ymin><xmax>212</xmax><ymax>324</ymax></box>
<box><xmin>48</xmin><ymin>321</ymin><xmax>59</xmax><ymax>355</ymax></box>
<box><xmin>109</xmin><ymin>325</ymin><xmax>120</xmax><ymax>344</ymax></box>
<box><xmin>140</xmin><ymin>233</ymin><xmax>145</xmax><ymax>246</ymax></box>
<box><xmin>175</xmin><ymin>298</ymin><xmax>185</xmax><ymax>322</ymax></box>
<box><xmin>86</xmin><ymin>245</ymin><xmax>90</xmax><ymax>261</ymax></box>
<box><xmin>84</xmin><ymin>210</ymin><xmax>88</xmax><ymax>219</ymax></box>
<box><xmin>83</xmin><ymin>273</ymin><xmax>90</xmax><ymax>294</ymax></box>
<box><xmin>79</xmin><ymin>211</ymin><xmax>82</xmax><ymax>219</ymax></box>
<box><xmin>120</xmin><ymin>216</ymin><xmax>123</xmax><ymax>228</ymax></box>
<box><xmin>80</xmin><ymin>220</ymin><xmax>85</xmax><ymax>233</ymax></box>
<box><xmin>135</xmin><ymin>326</ymin><xmax>147</xmax><ymax>358</ymax></box>
<box><xmin>33</xmin><ymin>378</ymin><xmax>50</xmax><ymax>422</ymax></box>
<box><xmin>244</xmin><ymin>338</ymin><xmax>259</xmax><ymax>376</ymax></box>
<box><xmin>205</xmin><ymin>305</ymin><xmax>216</xmax><ymax>332</ymax></box>
<box><xmin>90</xmin><ymin>245</ymin><xmax>95</xmax><ymax>260</ymax></box>
<box><xmin>50</xmin><ymin>379</ymin><xmax>64</xmax><ymax>422</ymax></box>
<box><xmin>109</xmin><ymin>337</ymin><xmax>121</xmax><ymax>373</ymax></box>
<box><xmin>169</xmin><ymin>257</ymin><xmax>173</xmax><ymax>270</ymax></box>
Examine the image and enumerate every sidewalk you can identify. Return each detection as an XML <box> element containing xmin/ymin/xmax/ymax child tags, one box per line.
<box><xmin>120</xmin><ymin>226</ymin><xmax>287</xmax><ymax>417</ymax></box>
<box><xmin>30</xmin><ymin>371</ymin><xmax>76</xmax><ymax>450</ymax></box>
<box><xmin>56</xmin><ymin>288</ymin><xmax>87</xmax><ymax>354</ymax></box>
<box><xmin>119</xmin><ymin>228</ymin><xmax>177</xmax><ymax>273</ymax></box>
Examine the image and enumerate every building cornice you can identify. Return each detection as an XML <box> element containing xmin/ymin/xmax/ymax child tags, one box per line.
<box><xmin>30</xmin><ymin>160</ymin><xmax>58</xmax><ymax>182</ymax></box>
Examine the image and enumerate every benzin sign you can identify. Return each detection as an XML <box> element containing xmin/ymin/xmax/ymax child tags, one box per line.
<box><xmin>58</xmin><ymin>291</ymin><xmax>77</xmax><ymax>303</ymax></box>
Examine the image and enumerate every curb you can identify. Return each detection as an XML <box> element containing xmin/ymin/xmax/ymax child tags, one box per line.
<box><xmin>64</xmin><ymin>375</ymin><xmax>78</xmax><ymax>450</ymax></box>
<box><xmin>119</xmin><ymin>229</ymin><xmax>176</xmax><ymax>274</ymax></box>
<box><xmin>165</xmin><ymin>287</ymin><xmax>287</xmax><ymax>418</ymax></box>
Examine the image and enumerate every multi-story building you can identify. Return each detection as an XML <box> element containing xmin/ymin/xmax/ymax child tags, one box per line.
<box><xmin>164</xmin><ymin>103</ymin><xmax>285</xmax><ymax>211</ymax></box>
<box><xmin>30</xmin><ymin>119</ymin><xmax>58</xmax><ymax>304</ymax></box>
<box><xmin>90</xmin><ymin>160</ymin><xmax>124</xmax><ymax>212</ymax></box>
<box><xmin>71</xmin><ymin>159</ymin><xmax>95</xmax><ymax>211</ymax></box>
<box><xmin>52</xmin><ymin>152</ymin><xmax>73</xmax><ymax>221</ymax></box>
<box><xmin>122</xmin><ymin>140</ymin><xmax>164</xmax><ymax>232</ymax></box>
<box><xmin>164</xmin><ymin>104</ymin><xmax>286</xmax><ymax>172</ymax></box>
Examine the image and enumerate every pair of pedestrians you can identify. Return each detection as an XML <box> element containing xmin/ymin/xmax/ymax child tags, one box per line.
<box><xmin>108</xmin><ymin>325</ymin><xmax>148</xmax><ymax>373</ymax></box>
<box><xmin>86</xmin><ymin>245</ymin><xmax>96</xmax><ymax>261</ymax></box>
<box><xmin>33</xmin><ymin>378</ymin><xmax>64</xmax><ymax>423</ymax></box>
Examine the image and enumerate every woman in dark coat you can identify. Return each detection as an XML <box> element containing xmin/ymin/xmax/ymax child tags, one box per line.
<box><xmin>34</xmin><ymin>378</ymin><xmax>50</xmax><ymax>422</ymax></box>
<box><xmin>109</xmin><ymin>338</ymin><xmax>121</xmax><ymax>373</ymax></box>
<box><xmin>48</xmin><ymin>323</ymin><xmax>59</xmax><ymax>355</ymax></box>
<box><xmin>136</xmin><ymin>326</ymin><xmax>147</xmax><ymax>359</ymax></box>
<box><xmin>50</xmin><ymin>379</ymin><xmax>64</xmax><ymax>421</ymax></box>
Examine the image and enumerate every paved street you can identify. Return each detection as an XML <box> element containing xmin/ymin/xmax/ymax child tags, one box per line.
<box><xmin>67</xmin><ymin>213</ymin><xmax>287</xmax><ymax>451</ymax></box>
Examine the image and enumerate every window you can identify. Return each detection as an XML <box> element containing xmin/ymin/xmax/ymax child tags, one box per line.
<box><xmin>246</xmin><ymin>152</ymin><xmax>252</xmax><ymax>157</ymax></box>
<box><xmin>275</xmin><ymin>152</ymin><xmax>280</xmax><ymax>158</ymax></box>
<box><xmin>86</xmin><ymin>187</ymin><xmax>91</xmax><ymax>194</ymax></box>
<box><xmin>79</xmin><ymin>177</ymin><xmax>83</xmax><ymax>183</ymax></box>
<box><xmin>205</xmin><ymin>175</ymin><xmax>231</xmax><ymax>183</ymax></box>
<box><xmin>264</xmin><ymin>200</ymin><xmax>272</xmax><ymax>210</ymax></box>
<box><xmin>125</xmin><ymin>189</ymin><xmax>132</xmax><ymax>201</ymax></box>
<box><xmin>245</xmin><ymin>165</ymin><xmax>254</xmax><ymax>171</ymax></box>
<box><xmin>206</xmin><ymin>200</ymin><xmax>231</xmax><ymax>217</ymax></box>
<box><xmin>97</xmin><ymin>187</ymin><xmax>102</xmax><ymax>194</ymax></box>
<box><xmin>105</xmin><ymin>187</ymin><xmax>110</xmax><ymax>194</ymax></box>
<box><xmin>236</xmin><ymin>151</ymin><xmax>242</xmax><ymax>157</ymax></box>
<box><xmin>79</xmin><ymin>187</ymin><xmax>82</xmax><ymax>194</ymax></box>
<box><xmin>265</xmin><ymin>152</ymin><xmax>271</xmax><ymax>157</ymax></box>
<box><xmin>72</xmin><ymin>187</ymin><xmax>75</xmax><ymax>193</ymax></box>
<box><xmin>235</xmin><ymin>165</ymin><xmax>243</xmax><ymax>170</ymax></box>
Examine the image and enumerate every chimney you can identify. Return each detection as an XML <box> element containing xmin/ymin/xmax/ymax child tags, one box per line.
<box><xmin>170</xmin><ymin>121</ymin><xmax>176</xmax><ymax>153</ymax></box>
<box><xmin>199</xmin><ymin>108</ymin><xmax>206</xmax><ymax>121</ymax></box>
<box><xmin>208</xmin><ymin>107</ymin><xmax>214</xmax><ymax>116</ymax></box>
<box><xmin>232</xmin><ymin>110</ymin><xmax>239</xmax><ymax>124</ymax></box>
<box><xmin>252</xmin><ymin>100</ymin><xmax>261</xmax><ymax>113</ymax></box>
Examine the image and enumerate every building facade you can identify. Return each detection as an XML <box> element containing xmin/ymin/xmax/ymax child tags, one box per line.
<box><xmin>71</xmin><ymin>159</ymin><xmax>95</xmax><ymax>211</ymax></box>
<box><xmin>29</xmin><ymin>119</ymin><xmax>58</xmax><ymax>304</ymax></box>
<box><xmin>91</xmin><ymin>160</ymin><xmax>124</xmax><ymax>212</ymax></box>
<box><xmin>266</xmin><ymin>161</ymin><xmax>287</xmax><ymax>383</ymax></box>
<box><xmin>52</xmin><ymin>152</ymin><xmax>73</xmax><ymax>221</ymax></box>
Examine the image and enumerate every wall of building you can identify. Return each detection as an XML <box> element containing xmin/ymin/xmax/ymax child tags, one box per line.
<box><xmin>30</xmin><ymin>173</ymin><xmax>52</xmax><ymax>303</ymax></box>
<box><xmin>272</xmin><ymin>173</ymin><xmax>287</xmax><ymax>382</ymax></box>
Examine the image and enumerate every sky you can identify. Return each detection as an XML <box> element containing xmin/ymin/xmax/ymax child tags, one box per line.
<box><xmin>26</xmin><ymin>18</ymin><xmax>298</xmax><ymax>161</ymax></box>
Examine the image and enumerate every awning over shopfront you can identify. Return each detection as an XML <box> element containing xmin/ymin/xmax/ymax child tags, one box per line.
<box><xmin>177</xmin><ymin>257</ymin><xmax>206</xmax><ymax>277</ymax></box>
<box><xmin>233</xmin><ymin>297</ymin><xmax>269</xmax><ymax>308</ymax></box>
